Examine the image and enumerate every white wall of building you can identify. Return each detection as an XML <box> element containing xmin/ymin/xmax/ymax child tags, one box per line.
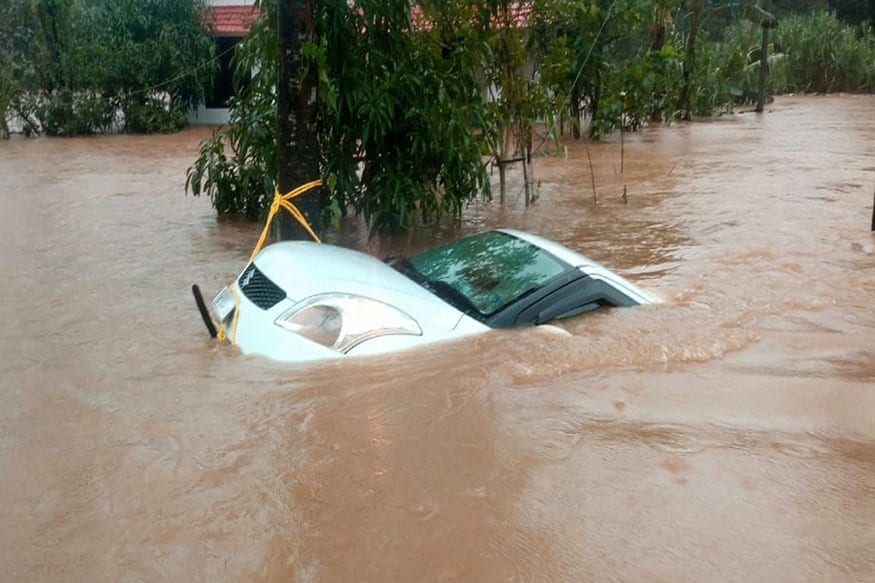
<box><xmin>206</xmin><ymin>0</ymin><xmax>255</xmax><ymax>6</ymax></box>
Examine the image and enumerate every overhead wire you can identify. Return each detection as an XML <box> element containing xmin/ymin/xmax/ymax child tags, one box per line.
<box><xmin>563</xmin><ymin>0</ymin><xmax>618</xmax><ymax>113</ymax></box>
<box><xmin>122</xmin><ymin>40</ymin><xmax>239</xmax><ymax>99</ymax></box>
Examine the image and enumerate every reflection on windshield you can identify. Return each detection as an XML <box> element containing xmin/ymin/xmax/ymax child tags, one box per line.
<box><xmin>406</xmin><ymin>232</ymin><xmax>567</xmax><ymax>317</ymax></box>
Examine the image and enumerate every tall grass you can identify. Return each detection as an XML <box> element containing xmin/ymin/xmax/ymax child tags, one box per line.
<box><xmin>774</xmin><ymin>12</ymin><xmax>875</xmax><ymax>93</ymax></box>
<box><xmin>689</xmin><ymin>11</ymin><xmax>875</xmax><ymax>115</ymax></box>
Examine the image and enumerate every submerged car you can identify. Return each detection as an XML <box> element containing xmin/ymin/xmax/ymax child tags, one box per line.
<box><xmin>195</xmin><ymin>229</ymin><xmax>657</xmax><ymax>362</ymax></box>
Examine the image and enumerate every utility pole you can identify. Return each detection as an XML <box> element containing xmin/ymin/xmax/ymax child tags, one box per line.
<box><xmin>276</xmin><ymin>0</ymin><xmax>323</xmax><ymax>240</ymax></box>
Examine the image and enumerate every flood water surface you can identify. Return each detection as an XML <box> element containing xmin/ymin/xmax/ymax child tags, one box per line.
<box><xmin>1</xmin><ymin>95</ymin><xmax>874</xmax><ymax>582</ymax></box>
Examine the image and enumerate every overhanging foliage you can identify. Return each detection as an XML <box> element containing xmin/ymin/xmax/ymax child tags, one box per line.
<box><xmin>186</xmin><ymin>0</ymin><xmax>875</xmax><ymax>234</ymax></box>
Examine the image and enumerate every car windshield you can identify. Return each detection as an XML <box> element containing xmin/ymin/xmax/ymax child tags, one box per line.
<box><xmin>402</xmin><ymin>231</ymin><xmax>568</xmax><ymax>318</ymax></box>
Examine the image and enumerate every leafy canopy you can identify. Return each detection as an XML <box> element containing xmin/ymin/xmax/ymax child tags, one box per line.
<box><xmin>1</xmin><ymin>0</ymin><xmax>215</xmax><ymax>136</ymax></box>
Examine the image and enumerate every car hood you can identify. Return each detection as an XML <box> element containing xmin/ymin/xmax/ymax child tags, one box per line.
<box><xmin>250</xmin><ymin>241</ymin><xmax>471</xmax><ymax>331</ymax></box>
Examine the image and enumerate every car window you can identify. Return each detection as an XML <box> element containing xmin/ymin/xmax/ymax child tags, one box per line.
<box><xmin>555</xmin><ymin>300</ymin><xmax>606</xmax><ymax>319</ymax></box>
<box><xmin>513</xmin><ymin>277</ymin><xmax>630</xmax><ymax>326</ymax></box>
<box><xmin>406</xmin><ymin>231</ymin><xmax>568</xmax><ymax>317</ymax></box>
<box><xmin>586</xmin><ymin>276</ymin><xmax>638</xmax><ymax>307</ymax></box>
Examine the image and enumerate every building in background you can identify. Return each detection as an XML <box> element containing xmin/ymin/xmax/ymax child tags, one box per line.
<box><xmin>190</xmin><ymin>0</ymin><xmax>260</xmax><ymax>125</ymax></box>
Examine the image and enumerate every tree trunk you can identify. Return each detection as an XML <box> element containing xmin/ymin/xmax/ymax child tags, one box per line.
<box><xmin>277</xmin><ymin>0</ymin><xmax>324</xmax><ymax>241</ymax></box>
<box><xmin>588</xmin><ymin>84</ymin><xmax>600</xmax><ymax>140</ymax></box>
<box><xmin>677</xmin><ymin>0</ymin><xmax>702</xmax><ymax>121</ymax></box>
<box><xmin>649</xmin><ymin>6</ymin><xmax>667</xmax><ymax>121</ymax></box>
<box><xmin>497</xmin><ymin>125</ymin><xmax>511</xmax><ymax>202</ymax></box>
<box><xmin>520</xmin><ymin>119</ymin><xmax>531</xmax><ymax>205</ymax></box>
<box><xmin>570</xmin><ymin>86</ymin><xmax>582</xmax><ymax>140</ymax></box>
<box><xmin>756</xmin><ymin>20</ymin><xmax>770</xmax><ymax>113</ymax></box>
<box><xmin>871</xmin><ymin>184</ymin><xmax>875</xmax><ymax>231</ymax></box>
<box><xmin>0</xmin><ymin>101</ymin><xmax>9</xmax><ymax>140</ymax></box>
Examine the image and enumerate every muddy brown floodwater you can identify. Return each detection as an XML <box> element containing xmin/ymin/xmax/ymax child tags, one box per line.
<box><xmin>1</xmin><ymin>95</ymin><xmax>874</xmax><ymax>582</ymax></box>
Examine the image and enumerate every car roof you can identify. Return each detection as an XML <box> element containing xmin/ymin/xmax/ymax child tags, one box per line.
<box><xmin>498</xmin><ymin>229</ymin><xmax>613</xmax><ymax>275</ymax></box>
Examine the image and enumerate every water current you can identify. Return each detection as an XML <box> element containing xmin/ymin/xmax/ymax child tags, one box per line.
<box><xmin>1</xmin><ymin>95</ymin><xmax>874</xmax><ymax>582</ymax></box>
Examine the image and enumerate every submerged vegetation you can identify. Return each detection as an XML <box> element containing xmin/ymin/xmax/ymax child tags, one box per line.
<box><xmin>187</xmin><ymin>1</ymin><xmax>875</xmax><ymax>233</ymax></box>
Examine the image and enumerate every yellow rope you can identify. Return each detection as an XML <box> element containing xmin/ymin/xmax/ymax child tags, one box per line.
<box><xmin>214</xmin><ymin>283</ymin><xmax>240</xmax><ymax>343</ymax></box>
<box><xmin>248</xmin><ymin>179</ymin><xmax>323</xmax><ymax>264</ymax></box>
<box><xmin>229</xmin><ymin>283</ymin><xmax>241</xmax><ymax>344</ymax></box>
<box><xmin>213</xmin><ymin>179</ymin><xmax>321</xmax><ymax>345</ymax></box>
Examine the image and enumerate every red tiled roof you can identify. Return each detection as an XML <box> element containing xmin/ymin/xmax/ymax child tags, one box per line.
<box><xmin>203</xmin><ymin>3</ymin><xmax>530</xmax><ymax>37</ymax></box>
<box><xmin>204</xmin><ymin>5</ymin><xmax>260</xmax><ymax>36</ymax></box>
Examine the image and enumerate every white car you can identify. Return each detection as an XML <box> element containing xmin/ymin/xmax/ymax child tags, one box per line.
<box><xmin>194</xmin><ymin>229</ymin><xmax>657</xmax><ymax>362</ymax></box>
